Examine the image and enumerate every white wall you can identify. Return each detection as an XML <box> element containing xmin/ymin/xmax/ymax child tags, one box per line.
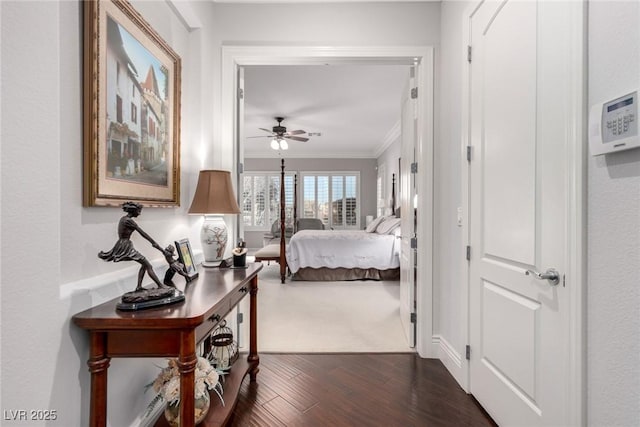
<box><xmin>434</xmin><ymin>0</ymin><xmax>471</xmax><ymax>386</ymax></box>
<box><xmin>376</xmin><ymin>136</ymin><xmax>402</xmax><ymax>216</ymax></box>
<box><xmin>211</xmin><ymin>2</ymin><xmax>440</xmax><ymax>45</ymax></box>
<box><xmin>587</xmin><ymin>2</ymin><xmax>640</xmax><ymax>425</ymax></box>
<box><xmin>1</xmin><ymin>1</ymin><xmax>216</xmax><ymax>425</ymax></box>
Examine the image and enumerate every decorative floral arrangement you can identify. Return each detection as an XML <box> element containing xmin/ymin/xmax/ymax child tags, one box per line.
<box><xmin>144</xmin><ymin>356</ymin><xmax>224</xmax><ymax>418</ymax></box>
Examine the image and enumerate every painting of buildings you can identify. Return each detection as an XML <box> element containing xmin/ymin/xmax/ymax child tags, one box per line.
<box><xmin>105</xmin><ymin>15</ymin><xmax>168</xmax><ymax>187</ymax></box>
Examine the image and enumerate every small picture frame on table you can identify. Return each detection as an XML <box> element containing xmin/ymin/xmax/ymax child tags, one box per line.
<box><xmin>175</xmin><ymin>238</ymin><xmax>198</xmax><ymax>280</ymax></box>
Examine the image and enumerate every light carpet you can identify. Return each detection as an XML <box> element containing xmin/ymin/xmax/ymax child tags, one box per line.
<box><xmin>256</xmin><ymin>264</ymin><xmax>414</xmax><ymax>353</ymax></box>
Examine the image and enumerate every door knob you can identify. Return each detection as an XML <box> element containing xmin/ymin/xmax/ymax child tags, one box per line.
<box><xmin>525</xmin><ymin>268</ymin><xmax>560</xmax><ymax>286</ymax></box>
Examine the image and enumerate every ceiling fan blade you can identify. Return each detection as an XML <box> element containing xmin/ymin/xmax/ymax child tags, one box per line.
<box><xmin>285</xmin><ymin>135</ymin><xmax>309</xmax><ymax>142</ymax></box>
<box><xmin>258</xmin><ymin>128</ymin><xmax>273</xmax><ymax>134</ymax></box>
<box><xmin>287</xmin><ymin>130</ymin><xmax>306</xmax><ymax>136</ymax></box>
<box><xmin>246</xmin><ymin>135</ymin><xmax>272</xmax><ymax>139</ymax></box>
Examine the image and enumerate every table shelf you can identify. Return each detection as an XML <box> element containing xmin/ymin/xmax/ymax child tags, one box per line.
<box><xmin>73</xmin><ymin>263</ymin><xmax>262</xmax><ymax>427</ymax></box>
<box><xmin>153</xmin><ymin>358</ymin><xmax>254</xmax><ymax>427</ymax></box>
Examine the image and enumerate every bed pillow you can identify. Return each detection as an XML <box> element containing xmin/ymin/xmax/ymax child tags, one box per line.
<box><xmin>376</xmin><ymin>217</ymin><xmax>401</xmax><ymax>234</ymax></box>
<box><xmin>365</xmin><ymin>215</ymin><xmax>387</xmax><ymax>233</ymax></box>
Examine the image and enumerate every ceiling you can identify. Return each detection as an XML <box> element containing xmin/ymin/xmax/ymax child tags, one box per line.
<box><xmin>243</xmin><ymin>64</ymin><xmax>410</xmax><ymax>158</ymax></box>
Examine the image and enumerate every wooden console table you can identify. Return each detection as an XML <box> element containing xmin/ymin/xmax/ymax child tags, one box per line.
<box><xmin>72</xmin><ymin>262</ymin><xmax>263</xmax><ymax>427</ymax></box>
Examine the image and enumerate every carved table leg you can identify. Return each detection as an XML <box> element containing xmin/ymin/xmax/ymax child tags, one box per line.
<box><xmin>88</xmin><ymin>332</ymin><xmax>110</xmax><ymax>427</ymax></box>
<box><xmin>248</xmin><ymin>274</ymin><xmax>260</xmax><ymax>381</ymax></box>
<box><xmin>178</xmin><ymin>331</ymin><xmax>197</xmax><ymax>427</ymax></box>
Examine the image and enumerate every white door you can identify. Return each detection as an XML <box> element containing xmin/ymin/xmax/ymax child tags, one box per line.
<box><xmin>400</xmin><ymin>68</ymin><xmax>417</xmax><ymax>347</ymax></box>
<box><xmin>468</xmin><ymin>1</ymin><xmax>575</xmax><ymax>425</ymax></box>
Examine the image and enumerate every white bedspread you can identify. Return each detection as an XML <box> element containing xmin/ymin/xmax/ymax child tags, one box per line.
<box><xmin>285</xmin><ymin>229</ymin><xmax>400</xmax><ymax>273</ymax></box>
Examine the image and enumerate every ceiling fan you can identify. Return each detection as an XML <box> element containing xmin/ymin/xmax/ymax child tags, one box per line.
<box><xmin>248</xmin><ymin>117</ymin><xmax>309</xmax><ymax>150</ymax></box>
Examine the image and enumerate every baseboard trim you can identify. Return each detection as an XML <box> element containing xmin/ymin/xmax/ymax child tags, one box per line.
<box><xmin>433</xmin><ymin>334</ymin><xmax>469</xmax><ymax>392</ymax></box>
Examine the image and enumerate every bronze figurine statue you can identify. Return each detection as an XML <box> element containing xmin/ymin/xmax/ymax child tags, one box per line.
<box><xmin>98</xmin><ymin>201</ymin><xmax>185</xmax><ymax>310</ymax></box>
<box><xmin>163</xmin><ymin>244</ymin><xmax>193</xmax><ymax>286</ymax></box>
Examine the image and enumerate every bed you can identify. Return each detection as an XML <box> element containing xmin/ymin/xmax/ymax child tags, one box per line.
<box><xmin>254</xmin><ymin>159</ymin><xmax>400</xmax><ymax>281</ymax></box>
<box><xmin>286</xmin><ymin>228</ymin><xmax>401</xmax><ymax>281</ymax></box>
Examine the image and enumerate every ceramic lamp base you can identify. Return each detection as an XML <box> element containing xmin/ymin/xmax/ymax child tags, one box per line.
<box><xmin>201</xmin><ymin>214</ymin><xmax>228</xmax><ymax>267</ymax></box>
<box><xmin>201</xmin><ymin>260</ymin><xmax>223</xmax><ymax>268</ymax></box>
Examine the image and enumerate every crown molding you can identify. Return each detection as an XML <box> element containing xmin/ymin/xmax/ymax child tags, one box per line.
<box><xmin>373</xmin><ymin>120</ymin><xmax>401</xmax><ymax>158</ymax></box>
<box><xmin>167</xmin><ymin>0</ymin><xmax>202</xmax><ymax>30</ymax></box>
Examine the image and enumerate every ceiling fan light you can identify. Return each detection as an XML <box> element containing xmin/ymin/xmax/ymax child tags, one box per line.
<box><xmin>279</xmin><ymin>139</ymin><xmax>288</xmax><ymax>150</ymax></box>
<box><xmin>270</xmin><ymin>139</ymin><xmax>279</xmax><ymax>150</ymax></box>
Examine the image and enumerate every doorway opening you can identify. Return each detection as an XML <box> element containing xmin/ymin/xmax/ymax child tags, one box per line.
<box><xmin>220</xmin><ymin>45</ymin><xmax>436</xmax><ymax>357</ymax></box>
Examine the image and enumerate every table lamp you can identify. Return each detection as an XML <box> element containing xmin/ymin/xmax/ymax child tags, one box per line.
<box><xmin>188</xmin><ymin>170</ymin><xmax>241</xmax><ymax>267</ymax></box>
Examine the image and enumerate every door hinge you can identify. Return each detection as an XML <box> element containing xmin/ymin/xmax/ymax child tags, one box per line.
<box><xmin>238</xmin><ymin>162</ymin><xmax>244</xmax><ymax>174</ymax></box>
<box><xmin>466</xmin><ymin>146</ymin><xmax>472</xmax><ymax>162</ymax></box>
<box><xmin>467</xmin><ymin>45</ymin><xmax>472</xmax><ymax>63</ymax></box>
<box><xmin>411</xmin><ymin>237</ymin><xmax>418</xmax><ymax>249</ymax></box>
<box><xmin>410</xmin><ymin>312</ymin><xmax>417</xmax><ymax>323</ymax></box>
<box><xmin>237</xmin><ymin>312</ymin><xmax>244</xmax><ymax>324</ymax></box>
<box><xmin>411</xmin><ymin>87</ymin><xmax>418</xmax><ymax>99</ymax></box>
<box><xmin>466</xmin><ymin>345</ymin><xmax>471</xmax><ymax>360</ymax></box>
<box><xmin>238</xmin><ymin>87</ymin><xmax>244</xmax><ymax>99</ymax></box>
<box><xmin>411</xmin><ymin>162</ymin><xmax>418</xmax><ymax>174</ymax></box>
<box><xmin>466</xmin><ymin>245</ymin><xmax>471</xmax><ymax>261</ymax></box>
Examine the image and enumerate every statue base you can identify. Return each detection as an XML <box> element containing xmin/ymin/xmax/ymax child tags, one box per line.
<box><xmin>117</xmin><ymin>287</ymin><xmax>185</xmax><ymax>311</ymax></box>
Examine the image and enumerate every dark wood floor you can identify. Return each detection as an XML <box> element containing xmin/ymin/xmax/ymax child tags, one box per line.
<box><xmin>229</xmin><ymin>353</ymin><xmax>497</xmax><ymax>426</ymax></box>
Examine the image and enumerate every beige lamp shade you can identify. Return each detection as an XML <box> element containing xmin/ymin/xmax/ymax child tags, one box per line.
<box><xmin>188</xmin><ymin>170</ymin><xmax>241</xmax><ymax>215</ymax></box>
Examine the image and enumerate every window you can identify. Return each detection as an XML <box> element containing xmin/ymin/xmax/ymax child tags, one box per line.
<box><xmin>301</xmin><ymin>172</ymin><xmax>360</xmax><ymax>229</ymax></box>
<box><xmin>242</xmin><ymin>172</ymin><xmax>295</xmax><ymax>230</ymax></box>
<box><xmin>131</xmin><ymin>103</ymin><xmax>137</xmax><ymax>123</ymax></box>
<box><xmin>116</xmin><ymin>95</ymin><xmax>123</xmax><ymax>123</ymax></box>
<box><xmin>148</xmin><ymin>118</ymin><xmax>155</xmax><ymax>138</ymax></box>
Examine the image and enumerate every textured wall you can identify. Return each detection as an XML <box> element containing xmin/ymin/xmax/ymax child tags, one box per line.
<box><xmin>1</xmin><ymin>1</ymin><xmax>212</xmax><ymax>425</ymax></box>
<box><xmin>587</xmin><ymin>1</ymin><xmax>640</xmax><ymax>425</ymax></box>
<box><xmin>434</xmin><ymin>0</ymin><xmax>471</xmax><ymax>385</ymax></box>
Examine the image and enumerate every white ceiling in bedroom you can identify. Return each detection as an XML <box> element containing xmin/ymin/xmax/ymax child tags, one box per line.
<box><xmin>243</xmin><ymin>64</ymin><xmax>410</xmax><ymax>158</ymax></box>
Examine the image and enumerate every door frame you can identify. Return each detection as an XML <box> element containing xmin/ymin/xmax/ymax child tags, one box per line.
<box><xmin>400</xmin><ymin>68</ymin><xmax>418</xmax><ymax>348</ymax></box>
<box><xmin>220</xmin><ymin>45</ymin><xmax>436</xmax><ymax>357</ymax></box>
<box><xmin>460</xmin><ymin>1</ymin><xmax>587</xmax><ymax>424</ymax></box>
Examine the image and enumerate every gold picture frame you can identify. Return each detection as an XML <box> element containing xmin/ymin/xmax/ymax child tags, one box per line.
<box><xmin>83</xmin><ymin>0</ymin><xmax>181</xmax><ymax>207</ymax></box>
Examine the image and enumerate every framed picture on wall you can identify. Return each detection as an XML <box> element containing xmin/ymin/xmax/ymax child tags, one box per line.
<box><xmin>175</xmin><ymin>238</ymin><xmax>198</xmax><ymax>280</ymax></box>
<box><xmin>83</xmin><ymin>0</ymin><xmax>182</xmax><ymax>207</ymax></box>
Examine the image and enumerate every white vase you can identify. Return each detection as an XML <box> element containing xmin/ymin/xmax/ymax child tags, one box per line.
<box><xmin>201</xmin><ymin>215</ymin><xmax>228</xmax><ymax>267</ymax></box>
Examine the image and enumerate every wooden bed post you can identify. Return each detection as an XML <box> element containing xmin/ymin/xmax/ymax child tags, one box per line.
<box><xmin>391</xmin><ymin>173</ymin><xmax>396</xmax><ymax>216</ymax></box>
<box><xmin>293</xmin><ymin>174</ymin><xmax>298</xmax><ymax>234</ymax></box>
<box><xmin>279</xmin><ymin>159</ymin><xmax>287</xmax><ymax>283</ymax></box>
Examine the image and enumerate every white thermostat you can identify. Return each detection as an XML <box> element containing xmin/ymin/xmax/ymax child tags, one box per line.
<box><xmin>589</xmin><ymin>90</ymin><xmax>640</xmax><ymax>156</ymax></box>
